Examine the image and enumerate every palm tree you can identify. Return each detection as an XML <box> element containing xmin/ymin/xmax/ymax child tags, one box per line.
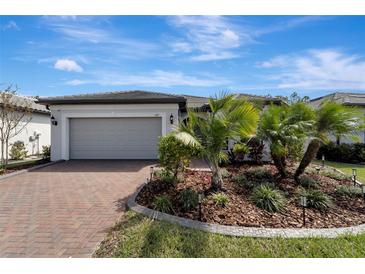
<box><xmin>258</xmin><ymin>102</ymin><xmax>314</xmax><ymax>178</ymax></box>
<box><xmin>174</xmin><ymin>93</ymin><xmax>259</xmax><ymax>190</ymax></box>
<box><xmin>294</xmin><ymin>101</ymin><xmax>363</xmax><ymax>181</ymax></box>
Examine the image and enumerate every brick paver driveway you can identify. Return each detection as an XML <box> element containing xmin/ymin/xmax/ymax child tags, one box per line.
<box><xmin>0</xmin><ymin>160</ymin><xmax>154</xmax><ymax>257</ymax></box>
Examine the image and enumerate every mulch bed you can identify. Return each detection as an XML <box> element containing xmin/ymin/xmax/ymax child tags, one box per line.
<box><xmin>136</xmin><ymin>164</ymin><xmax>365</xmax><ymax>228</ymax></box>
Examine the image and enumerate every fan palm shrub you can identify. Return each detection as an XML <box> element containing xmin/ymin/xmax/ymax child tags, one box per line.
<box><xmin>258</xmin><ymin>102</ymin><xmax>314</xmax><ymax>178</ymax></box>
<box><xmin>174</xmin><ymin>93</ymin><xmax>259</xmax><ymax>189</ymax></box>
<box><xmin>295</xmin><ymin>101</ymin><xmax>364</xmax><ymax>181</ymax></box>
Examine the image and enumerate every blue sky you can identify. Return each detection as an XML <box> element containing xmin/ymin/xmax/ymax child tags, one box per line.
<box><xmin>0</xmin><ymin>15</ymin><xmax>365</xmax><ymax>98</ymax></box>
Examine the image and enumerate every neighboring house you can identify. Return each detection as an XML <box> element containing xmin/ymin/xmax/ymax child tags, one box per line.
<box><xmin>310</xmin><ymin>92</ymin><xmax>365</xmax><ymax>144</ymax></box>
<box><xmin>0</xmin><ymin>94</ymin><xmax>51</xmax><ymax>158</ymax></box>
<box><xmin>38</xmin><ymin>91</ymin><xmax>186</xmax><ymax>161</ymax></box>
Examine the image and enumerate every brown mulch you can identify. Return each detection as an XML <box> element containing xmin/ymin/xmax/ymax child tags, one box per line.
<box><xmin>136</xmin><ymin>164</ymin><xmax>365</xmax><ymax>229</ymax></box>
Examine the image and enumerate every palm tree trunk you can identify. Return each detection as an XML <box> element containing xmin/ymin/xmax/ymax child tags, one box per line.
<box><xmin>211</xmin><ymin>164</ymin><xmax>223</xmax><ymax>190</ymax></box>
<box><xmin>295</xmin><ymin>139</ymin><xmax>321</xmax><ymax>182</ymax></box>
<box><xmin>272</xmin><ymin>153</ymin><xmax>287</xmax><ymax>178</ymax></box>
<box><xmin>204</xmin><ymin>156</ymin><xmax>223</xmax><ymax>189</ymax></box>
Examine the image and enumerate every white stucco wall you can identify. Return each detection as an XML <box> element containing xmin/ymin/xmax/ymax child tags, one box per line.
<box><xmin>1</xmin><ymin>112</ymin><xmax>51</xmax><ymax>158</ymax></box>
<box><xmin>49</xmin><ymin>104</ymin><xmax>180</xmax><ymax>161</ymax></box>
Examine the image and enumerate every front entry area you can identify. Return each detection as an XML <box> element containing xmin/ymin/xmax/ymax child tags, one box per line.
<box><xmin>69</xmin><ymin>117</ymin><xmax>162</xmax><ymax>159</ymax></box>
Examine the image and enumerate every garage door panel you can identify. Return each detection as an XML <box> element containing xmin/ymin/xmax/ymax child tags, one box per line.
<box><xmin>69</xmin><ymin>117</ymin><xmax>162</xmax><ymax>159</ymax></box>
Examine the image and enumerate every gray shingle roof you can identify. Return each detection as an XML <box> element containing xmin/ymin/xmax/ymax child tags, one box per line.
<box><xmin>310</xmin><ymin>92</ymin><xmax>365</xmax><ymax>107</ymax></box>
<box><xmin>37</xmin><ymin>90</ymin><xmax>186</xmax><ymax>105</ymax></box>
<box><xmin>183</xmin><ymin>93</ymin><xmax>284</xmax><ymax>109</ymax></box>
<box><xmin>183</xmin><ymin>94</ymin><xmax>210</xmax><ymax>108</ymax></box>
<box><xmin>234</xmin><ymin>93</ymin><xmax>283</xmax><ymax>105</ymax></box>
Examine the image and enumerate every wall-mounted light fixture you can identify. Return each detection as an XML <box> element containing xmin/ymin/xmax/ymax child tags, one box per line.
<box><xmin>170</xmin><ymin>114</ymin><xmax>174</xmax><ymax>125</ymax></box>
<box><xmin>51</xmin><ymin>115</ymin><xmax>58</xmax><ymax>126</ymax></box>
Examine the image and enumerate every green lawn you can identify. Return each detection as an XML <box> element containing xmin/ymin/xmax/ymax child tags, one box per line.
<box><xmin>94</xmin><ymin>211</ymin><xmax>365</xmax><ymax>258</ymax></box>
<box><xmin>314</xmin><ymin>160</ymin><xmax>365</xmax><ymax>183</ymax></box>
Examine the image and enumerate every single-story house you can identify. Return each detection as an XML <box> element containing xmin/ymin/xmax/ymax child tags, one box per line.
<box><xmin>38</xmin><ymin>91</ymin><xmax>186</xmax><ymax>161</ymax></box>
<box><xmin>310</xmin><ymin>92</ymin><xmax>365</xmax><ymax>144</ymax></box>
<box><xmin>0</xmin><ymin>94</ymin><xmax>50</xmax><ymax>158</ymax></box>
<box><xmin>38</xmin><ymin>90</ymin><xmax>282</xmax><ymax>162</ymax></box>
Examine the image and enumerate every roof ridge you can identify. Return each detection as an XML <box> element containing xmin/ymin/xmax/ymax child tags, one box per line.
<box><xmin>39</xmin><ymin>90</ymin><xmax>186</xmax><ymax>100</ymax></box>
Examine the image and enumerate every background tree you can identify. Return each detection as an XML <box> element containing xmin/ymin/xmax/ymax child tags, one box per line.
<box><xmin>174</xmin><ymin>93</ymin><xmax>259</xmax><ymax>189</ymax></box>
<box><xmin>294</xmin><ymin>101</ymin><xmax>364</xmax><ymax>181</ymax></box>
<box><xmin>0</xmin><ymin>85</ymin><xmax>32</xmax><ymax>167</ymax></box>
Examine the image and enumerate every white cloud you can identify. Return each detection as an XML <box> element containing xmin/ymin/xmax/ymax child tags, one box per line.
<box><xmin>259</xmin><ymin>49</ymin><xmax>365</xmax><ymax>90</ymax></box>
<box><xmin>259</xmin><ymin>56</ymin><xmax>289</xmax><ymax>68</ymax></box>
<box><xmin>191</xmin><ymin>52</ymin><xmax>239</xmax><ymax>62</ymax></box>
<box><xmin>168</xmin><ymin>16</ymin><xmax>246</xmax><ymax>61</ymax></box>
<box><xmin>254</xmin><ymin>16</ymin><xmax>329</xmax><ymax>36</ymax></box>
<box><xmin>54</xmin><ymin>59</ymin><xmax>83</xmax><ymax>72</ymax></box>
<box><xmin>167</xmin><ymin>16</ymin><xmax>331</xmax><ymax>62</ymax></box>
<box><xmin>170</xmin><ymin>41</ymin><xmax>193</xmax><ymax>53</ymax></box>
<box><xmin>2</xmin><ymin>20</ymin><xmax>20</xmax><ymax>31</ymax></box>
<box><xmin>66</xmin><ymin>70</ymin><xmax>229</xmax><ymax>87</ymax></box>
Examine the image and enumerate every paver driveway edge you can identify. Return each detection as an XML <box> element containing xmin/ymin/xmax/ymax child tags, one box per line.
<box><xmin>0</xmin><ymin>160</ymin><xmax>64</xmax><ymax>181</ymax></box>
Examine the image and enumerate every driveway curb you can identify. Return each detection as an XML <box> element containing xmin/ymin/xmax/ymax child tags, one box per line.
<box><xmin>128</xmin><ymin>183</ymin><xmax>365</xmax><ymax>238</ymax></box>
<box><xmin>0</xmin><ymin>160</ymin><xmax>64</xmax><ymax>181</ymax></box>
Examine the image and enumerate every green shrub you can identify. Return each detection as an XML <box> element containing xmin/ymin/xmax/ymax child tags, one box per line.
<box><xmin>158</xmin><ymin>134</ymin><xmax>200</xmax><ymax>177</ymax></box>
<box><xmin>336</xmin><ymin>185</ymin><xmax>362</xmax><ymax>198</ymax></box>
<box><xmin>231</xmin><ymin>143</ymin><xmax>250</xmax><ymax>162</ymax></box>
<box><xmin>250</xmin><ymin>185</ymin><xmax>286</xmax><ymax>212</ymax></box>
<box><xmin>9</xmin><ymin>141</ymin><xmax>27</xmax><ymax>160</ymax></box>
<box><xmin>220</xmin><ymin>168</ymin><xmax>230</xmax><ymax>179</ymax></box>
<box><xmin>153</xmin><ymin>169</ymin><xmax>175</xmax><ymax>184</ymax></box>
<box><xmin>212</xmin><ymin>193</ymin><xmax>229</xmax><ymax>207</ymax></box>
<box><xmin>299</xmin><ymin>176</ymin><xmax>318</xmax><ymax>188</ymax></box>
<box><xmin>233</xmin><ymin>174</ymin><xmax>248</xmax><ymax>187</ymax></box>
<box><xmin>245</xmin><ymin>168</ymin><xmax>273</xmax><ymax>182</ymax></box>
<box><xmin>152</xmin><ymin>195</ymin><xmax>173</xmax><ymax>213</ymax></box>
<box><xmin>179</xmin><ymin>189</ymin><xmax>199</xmax><ymax>212</ymax></box>
<box><xmin>42</xmin><ymin>145</ymin><xmax>51</xmax><ymax>158</ymax></box>
<box><xmin>233</xmin><ymin>174</ymin><xmax>260</xmax><ymax>189</ymax></box>
<box><xmin>317</xmin><ymin>142</ymin><xmax>365</xmax><ymax>164</ymax></box>
<box><xmin>321</xmin><ymin>170</ymin><xmax>351</xmax><ymax>181</ymax></box>
<box><xmin>232</xmin><ymin>143</ymin><xmax>249</xmax><ymax>155</ymax></box>
<box><xmin>301</xmin><ymin>189</ymin><xmax>333</xmax><ymax>211</ymax></box>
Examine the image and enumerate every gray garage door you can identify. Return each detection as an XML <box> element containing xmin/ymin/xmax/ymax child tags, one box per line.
<box><xmin>69</xmin><ymin>117</ymin><xmax>162</xmax><ymax>159</ymax></box>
